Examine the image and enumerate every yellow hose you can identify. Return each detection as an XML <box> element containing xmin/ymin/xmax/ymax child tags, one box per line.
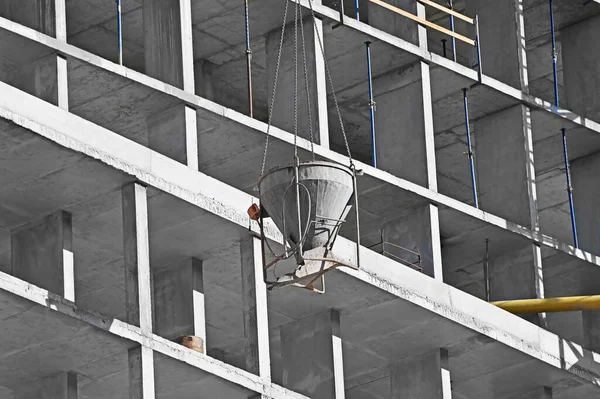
<box><xmin>491</xmin><ymin>295</ymin><xmax>600</xmax><ymax>314</ymax></box>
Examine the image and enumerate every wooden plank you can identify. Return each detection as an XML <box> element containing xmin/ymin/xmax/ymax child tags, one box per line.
<box><xmin>369</xmin><ymin>0</ymin><xmax>476</xmax><ymax>46</ymax></box>
<box><xmin>417</xmin><ymin>0</ymin><xmax>474</xmax><ymax>24</ymax></box>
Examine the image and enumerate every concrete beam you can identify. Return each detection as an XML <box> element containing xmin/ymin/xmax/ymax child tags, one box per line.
<box><xmin>3</xmin><ymin>82</ymin><xmax>600</xmax><ymax>388</ymax></box>
<box><xmin>390</xmin><ymin>349</ymin><xmax>451</xmax><ymax>398</ymax></box>
<box><xmin>154</xmin><ymin>257</ymin><xmax>206</xmax><ymax>345</ymax></box>
<box><xmin>0</xmin><ymin>23</ymin><xmax>592</xmax><ymax>265</ymax></box>
<box><xmin>14</xmin><ymin>371</ymin><xmax>77</xmax><ymax>399</ymax></box>
<box><xmin>1</xmin><ymin>76</ymin><xmax>599</xmax><ymax>288</ymax></box>
<box><xmin>1</xmin><ymin>3</ymin><xmax>600</xmax><ymax>137</ymax></box>
<box><xmin>0</xmin><ymin>271</ymin><xmax>309</xmax><ymax>399</ymax></box>
<box><xmin>11</xmin><ymin>210</ymin><xmax>74</xmax><ymax>301</ymax></box>
<box><xmin>240</xmin><ymin>236</ymin><xmax>271</xmax><ymax>381</ymax></box>
<box><xmin>280</xmin><ymin>309</ymin><xmax>345</xmax><ymax>398</ymax></box>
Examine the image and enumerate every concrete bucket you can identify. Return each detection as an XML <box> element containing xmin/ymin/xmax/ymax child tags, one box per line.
<box><xmin>258</xmin><ymin>161</ymin><xmax>354</xmax><ymax>257</ymax></box>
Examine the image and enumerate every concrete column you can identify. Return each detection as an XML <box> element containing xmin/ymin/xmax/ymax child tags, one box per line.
<box><xmin>147</xmin><ymin>104</ymin><xmax>198</xmax><ymax>170</ymax></box>
<box><xmin>143</xmin><ymin>0</ymin><xmax>198</xmax><ymax>170</ymax></box>
<box><xmin>369</xmin><ymin>5</ymin><xmax>443</xmax><ymax>280</ymax></box>
<box><xmin>390</xmin><ymin>349</ymin><xmax>451</xmax><ymax>398</ymax></box>
<box><xmin>2</xmin><ymin>0</ymin><xmax>68</xmax><ymax>109</ymax></box>
<box><xmin>11</xmin><ymin>211</ymin><xmax>74</xmax><ymax>301</ymax></box>
<box><xmin>474</xmin><ymin>105</ymin><xmax>545</xmax><ymax>326</ymax></box>
<box><xmin>465</xmin><ymin>0</ymin><xmax>528</xmax><ymax>90</ymax></box>
<box><xmin>562</xmin><ymin>15</ymin><xmax>600</xmax><ymax>121</ymax></box>
<box><xmin>14</xmin><ymin>371</ymin><xmax>77</xmax><ymax>399</ymax></box>
<box><xmin>122</xmin><ymin>182</ymin><xmax>156</xmax><ymax>399</ymax></box>
<box><xmin>266</xmin><ymin>17</ymin><xmax>329</xmax><ymax>148</ymax></box>
<box><xmin>153</xmin><ymin>257</ymin><xmax>206</xmax><ymax>345</ymax></box>
<box><xmin>280</xmin><ymin>309</ymin><xmax>344</xmax><ymax>398</ymax></box>
<box><xmin>240</xmin><ymin>236</ymin><xmax>271</xmax><ymax>382</ymax></box>
<box><xmin>537</xmin><ymin>386</ymin><xmax>553</xmax><ymax>399</ymax></box>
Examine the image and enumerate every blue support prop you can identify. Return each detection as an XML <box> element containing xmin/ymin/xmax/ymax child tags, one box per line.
<box><xmin>365</xmin><ymin>41</ymin><xmax>377</xmax><ymax>168</ymax></box>
<box><xmin>549</xmin><ymin>0</ymin><xmax>559</xmax><ymax>107</ymax></box>
<box><xmin>462</xmin><ymin>88</ymin><xmax>478</xmax><ymax>208</ymax></box>
<box><xmin>475</xmin><ymin>15</ymin><xmax>482</xmax><ymax>83</ymax></box>
<box><xmin>355</xmin><ymin>0</ymin><xmax>360</xmax><ymax>20</ymax></box>
<box><xmin>549</xmin><ymin>0</ymin><xmax>578</xmax><ymax>247</ymax></box>
<box><xmin>117</xmin><ymin>0</ymin><xmax>123</xmax><ymax>65</ymax></box>
<box><xmin>244</xmin><ymin>0</ymin><xmax>253</xmax><ymax>117</ymax></box>
<box><xmin>448</xmin><ymin>0</ymin><xmax>457</xmax><ymax>62</ymax></box>
<box><xmin>562</xmin><ymin>128</ymin><xmax>579</xmax><ymax>248</ymax></box>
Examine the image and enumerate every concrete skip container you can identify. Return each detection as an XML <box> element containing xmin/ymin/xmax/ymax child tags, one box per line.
<box><xmin>257</xmin><ymin>160</ymin><xmax>359</xmax><ymax>292</ymax></box>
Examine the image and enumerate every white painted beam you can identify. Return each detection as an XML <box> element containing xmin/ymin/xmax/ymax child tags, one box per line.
<box><xmin>0</xmin><ymin>86</ymin><xmax>599</xmax><ymax>390</ymax></box>
<box><xmin>0</xmin><ymin>78</ymin><xmax>598</xmax><ymax>277</ymax></box>
<box><xmin>0</xmin><ymin>271</ymin><xmax>308</xmax><ymax>399</ymax></box>
<box><xmin>0</xmin><ymin>9</ymin><xmax>598</xmax><ymax>137</ymax></box>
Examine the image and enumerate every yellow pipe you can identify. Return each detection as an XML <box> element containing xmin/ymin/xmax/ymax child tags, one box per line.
<box><xmin>491</xmin><ymin>295</ymin><xmax>600</xmax><ymax>314</ymax></box>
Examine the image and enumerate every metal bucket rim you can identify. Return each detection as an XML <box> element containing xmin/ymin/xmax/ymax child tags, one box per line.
<box><xmin>258</xmin><ymin>160</ymin><xmax>353</xmax><ymax>190</ymax></box>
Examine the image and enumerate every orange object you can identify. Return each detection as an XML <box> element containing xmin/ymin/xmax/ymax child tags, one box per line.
<box><xmin>175</xmin><ymin>335</ymin><xmax>204</xmax><ymax>353</ymax></box>
<box><xmin>247</xmin><ymin>204</ymin><xmax>261</xmax><ymax>220</ymax></box>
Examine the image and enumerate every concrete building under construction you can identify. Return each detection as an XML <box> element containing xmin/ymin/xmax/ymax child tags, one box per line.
<box><xmin>2</xmin><ymin>0</ymin><xmax>600</xmax><ymax>398</ymax></box>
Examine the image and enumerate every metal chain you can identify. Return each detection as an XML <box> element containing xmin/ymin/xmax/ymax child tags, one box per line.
<box><xmin>306</xmin><ymin>0</ymin><xmax>354</xmax><ymax>167</ymax></box>
<box><xmin>293</xmin><ymin>0</ymin><xmax>299</xmax><ymax>159</ymax></box>
<box><xmin>299</xmin><ymin>7</ymin><xmax>316</xmax><ymax>160</ymax></box>
<box><xmin>259</xmin><ymin>0</ymin><xmax>290</xmax><ymax>178</ymax></box>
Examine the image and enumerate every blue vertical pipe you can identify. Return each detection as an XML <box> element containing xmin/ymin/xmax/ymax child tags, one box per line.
<box><xmin>117</xmin><ymin>0</ymin><xmax>123</xmax><ymax>65</ymax></box>
<box><xmin>562</xmin><ymin>128</ymin><xmax>579</xmax><ymax>248</ymax></box>
<box><xmin>549</xmin><ymin>0</ymin><xmax>578</xmax><ymax>247</ymax></box>
<box><xmin>549</xmin><ymin>0</ymin><xmax>559</xmax><ymax>107</ymax></box>
<box><xmin>244</xmin><ymin>0</ymin><xmax>253</xmax><ymax>118</ymax></box>
<box><xmin>365</xmin><ymin>41</ymin><xmax>377</xmax><ymax>168</ymax></box>
<box><xmin>463</xmin><ymin>88</ymin><xmax>478</xmax><ymax>208</ymax></box>
<box><xmin>355</xmin><ymin>0</ymin><xmax>360</xmax><ymax>20</ymax></box>
<box><xmin>448</xmin><ymin>0</ymin><xmax>457</xmax><ymax>62</ymax></box>
<box><xmin>475</xmin><ymin>15</ymin><xmax>483</xmax><ymax>83</ymax></box>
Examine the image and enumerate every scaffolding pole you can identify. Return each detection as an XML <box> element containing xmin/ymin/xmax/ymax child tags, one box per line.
<box><xmin>549</xmin><ymin>0</ymin><xmax>578</xmax><ymax>248</ymax></box>
<box><xmin>462</xmin><ymin>88</ymin><xmax>478</xmax><ymax>208</ymax></box>
<box><xmin>448</xmin><ymin>0</ymin><xmax>457</xmax><ymax>62</ymax></box>
<box><xmin>244</xmin><ymin>0</ymin><xmax>254</xmax><ymax>118</ymax></box>
<box><xmin>365</xmin><ymin>41</ymin><xmax>377</xmax><ymax>168</ymax></box>
<box><xmin>117</xmin><ymin>0</ymin><xmax>123</xmax><ymax>65</ymax></box>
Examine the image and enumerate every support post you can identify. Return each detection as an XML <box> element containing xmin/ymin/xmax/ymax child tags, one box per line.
<box><xmin>368</xmin><ymin>2</ymin><xmax>443</xmax><ymax>281</ymax></box>
<box><xmin>473</xmin><ymin>105</ymin><xmax>545</xmax><ymax>326</ymax></box>
<box><xmin>462</xmin><ymin>88</ymin><xmax>478</xmax><ymax>208</ymax></box>
<box><xmin>561</xmin><ymin>128</ymin><xmax>578</xmax><ymax>248</ymax></box>
<box><xmin>280</xmin><ymin>310</ymin><xmax>344</xmax><ymax>398</ymax></box>
<box><xmin>143</xmin><ymin>0</ymin><xmax>198</xmax><ymax>170</ymax></box>
<box><xmin>244</xmin><ymin>0</ymin><xmax>253</xmax><ymax>118</ymax></box>
<box><xmin>117</xmin><ymin>0</ymin><xmax>123</xmax><ymax>65</ymax></box>
<box><xmin>11</xmin><ymin>211</ymin><xmax>74</xmax><ymax>301</ymax></box>
<box><xmin>14</xmin><ymin>372</ymin><xmax>78</xmax><ymax>399</ymax></box>
<box><xmin>365</xmin><ymin>41</ymin><xmax>377</xmax><ymax>168</ymax></box>
<box><xmin>153</xmin><ymin>258</ymin><xmax>206</xmax><ymax>347</ymax></box>
<box><xmin>240</xmin><ymin>236</ymin><xmax>271</xmax><ymax>381</ymax></box>
<box><xmin>3</xmin><ymin>0</ymin><xmax>68</xmax><ymax>110</ymax></box>
<box><xmin>448</xmin><ymin>0</ymin><xmax>457</xmax><ymax>62</ymax></box>
<box><xmin>390</xmin><ymin>349</ymin><xmax>451</xmax><ymax>398</ymax></box>
<box><xmin>122</xmin><ymin>182</ymin><xmax>156</xmax><ymax>399</ymax></box>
